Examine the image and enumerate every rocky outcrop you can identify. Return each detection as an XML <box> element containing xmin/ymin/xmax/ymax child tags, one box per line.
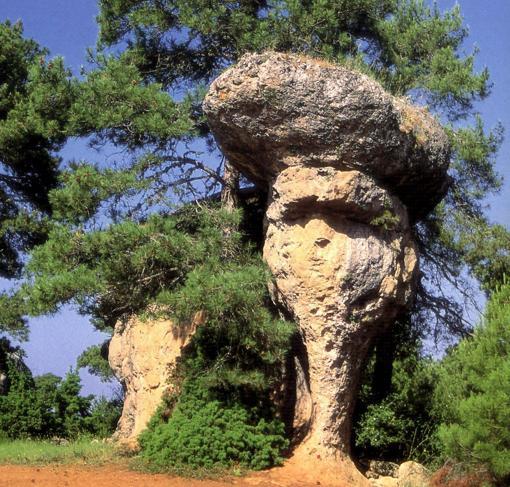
<box><xmin>397</xmin><ymin>461</ymin><xmax>431</xmax><ymax>487</ymax></box>
<box><xmin>263</xmin><ymin>167</ymin><xmax>418</xmax><ymax>457</ymax></box>
<box><xmin>204</xmin><ymin>52</ymin><xmax>449</xmax><ymax>221</ymax></box>
<box><xmin>369</xmin><ymin>461</ymin><xmax>431</xmax><ymax>487</ymax></box>
<box><xmin>365</xmin><ymin>460</ymin><xmax>400</xmax><ymax>480</ymax></box>
<box><xmin>108</xmin><ymin>315</ymin><xmax>199</xmax><ymax>445</ymax></box>
<box><xmin>204</xmin><ymin>51</ymin><xmax>449</xmax><ymax>474</ymax></box>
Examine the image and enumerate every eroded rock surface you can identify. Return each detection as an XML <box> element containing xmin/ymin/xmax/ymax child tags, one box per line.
<box><xmin>109</xmin><ymin>315</ymin><xmax>197</xmax><ymax>444</ymax></box>
<box><xmin>265</xmin><ymin>169</ymin><xmax>418</xmax><ymax>457</ymax></box>
<box><xmin>204</xmin><ymin>52</ymin><xmax>449</xmax><ymax>221</ymax></box>
<box><xmin>204</xmin><ymin>51</ymin><xmax>450</xmax><ymax>469</ymax></box>
<box><xmin>397</xmin><ymin>461</ymin><xmax>431</xmax><ymax>487</ymax></box>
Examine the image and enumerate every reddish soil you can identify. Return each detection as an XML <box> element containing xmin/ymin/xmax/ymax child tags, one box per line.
<box><xmin>0</xmin><ymin>457</ymin><xmax>368</xmax><ymax>487</ymax></box>
<box><xmin>0</xmin><ymin>464</ymin><xmax>229</xmax><ymax>487</ymax></box>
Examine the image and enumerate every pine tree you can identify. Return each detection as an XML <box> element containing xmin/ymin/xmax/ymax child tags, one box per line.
<box><xmin>92</xmin><ymin>0</ymin><xmax>508</xmax><ymax>338</ymax></box>
<box><xmin>435</xmin><ymin>282</ymin><xmax>510</xmax><ymax>483</ymax></box>
<box><xmin>2</xmin><ymin>2</ymin><xmax>505</xmax><ymax>339</ymax></box>
<box><xmin>0</xmin><ymin>21</ymin><xmax>76</xmax><ymax>280</ymax></box>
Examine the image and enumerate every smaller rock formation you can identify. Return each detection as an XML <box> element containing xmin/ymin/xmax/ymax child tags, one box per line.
<box><xmin>109</xmin><ymin>314</ymin><xmax>200</xmax><ymax>444</ymax></box>
<box><xmin>397</xmin><ymin>461</ymin><xmax>431</xmax><ymax>487</ymax></box>
<box><xmin>365</xmin><ymin>461</ymin><xmax>399</xmax><ymax>480</ymax></box>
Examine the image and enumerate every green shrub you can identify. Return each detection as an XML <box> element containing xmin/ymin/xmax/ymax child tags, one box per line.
<box><xmin>353</xmin><ymin>330</ymin><xmax>439</xmax><ymax>464</ymax></box>
<box><xmin>137</xmin><ymin>206</ymin><xmax>294</xmax><ymax>471</ymax></box>
<box><xmin>0</xmin><ymin>366</ymin><xmax>46</xmax><ymax>438</ymax></box>
<box><xmin>139</xmin><ymin>380</ymin><xmax>287</xmax><ymax>471</ymax></box>
<box><xmin>85</xmin><ymin>397</ymin><xmax>122</xmax><ymax>438</ymax></box>
<box><xmin>139</xmin><ymin>261</ymin><xmax>293</xmax><ymax>471</ymax></box>
<box><xmin>435</xmin><ymin>283</ymin><xmax>510</xmax><ymax>483</ymax></box>
<box><xmin>158</xmin><ymin>261</ymin><xmax>295</xmax><ymax>390</ymax></box>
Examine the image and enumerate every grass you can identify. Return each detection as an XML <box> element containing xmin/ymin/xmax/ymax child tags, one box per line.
<box><xmin>0</xmin><ymin>437</ymin><xmax>119</xmax><ymax>466</ymax></box>
<box><xmin>0</xmin><ymin>438</ymin><xmax>246</xmax><ymax>479</ymax></box>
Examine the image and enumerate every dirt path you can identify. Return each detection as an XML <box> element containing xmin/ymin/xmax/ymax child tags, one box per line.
<box><xmin>0</xmin><ymin>465</ymin><xmax>236</xmax><ymax>487</ymax></box>
<box><xmin>0</xmin><ymin>460</ymin><xmax>365</xmax><ymax>487</ymax></box>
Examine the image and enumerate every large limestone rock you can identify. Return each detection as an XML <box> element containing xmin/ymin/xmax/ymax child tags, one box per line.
<box><xmin>204</xmin><ymin>52</ymin><xmax>449</xmax><ymax>221</ymax></box>
<box><xmin>109</xmin><ymin>315</ymin><xmax>199</xmax><ymax>444</ymax></box>
<box><xmin>204</xmin><ymin>51</ymin><xmax>449</xmax><ymax>477</ymax></box>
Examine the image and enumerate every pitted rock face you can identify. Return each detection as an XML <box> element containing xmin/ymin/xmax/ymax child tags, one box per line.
<box><xmin>109</xmin><ymin>315</ymin><xmax>200</xmax><ymax>445</ymax></box>
<box><xmin>204</xmin><ymin>52</ymin><xmax>449</xmax><ymax>473</ymax></box>
<box><xmin>204</xmin><ymin>51</ymin><xmax>450</xmax><ymax>221</ymax></box>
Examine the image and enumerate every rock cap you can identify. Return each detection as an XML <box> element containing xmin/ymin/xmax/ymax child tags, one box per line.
<box><xmin>204</xmin><ymin>52</ymin><xmax>450</xmax><ymax>220</ymax></box>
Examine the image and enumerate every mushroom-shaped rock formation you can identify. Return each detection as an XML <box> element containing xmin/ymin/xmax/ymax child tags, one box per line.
<box><xmin>204</xmin><ymin>52</ymin><xmax>449</xmax><ymax>480</ymax></box>
<box><xmin>204</xmin><ymin>52</ymin><xmax>449</xmax><ymax>221</ymax></box>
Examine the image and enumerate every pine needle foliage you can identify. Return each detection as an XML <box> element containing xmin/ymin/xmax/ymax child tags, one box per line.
<box><xmin>434</xmin><ymin>283</ymin><xmax>510</xmax><ymax>484</ymax></box>
<box><xmin>139</xmin><ymin>380</ymin><xmax>288</xmax><ymax>471</ymax></box>
<box><xmin>2</xmin><ymin>2</ymin><xmax>507</xmax><ymax>340</ymax></box>
<box><xmin>4</xmin><ymin>202</ymin><xmax>294</xmax><ymax>467</ymax></box>
<box><xmin>0</xmin><ymin>21</ymin><xmax>76</xmax><ymax>278</ymax></box>
<box><xmin>137</xmin><ymin>207</ymin><xmax>294</xmax><ymax>470</ymax></box>
<box><xmin>77</xmin><ymin>343</ymin><xmax>115</xmax><ymax>383</ymax></box>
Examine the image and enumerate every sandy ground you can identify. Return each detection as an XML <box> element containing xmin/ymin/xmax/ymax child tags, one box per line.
<box><xmin>0</xmin><ymin>459</ymin><xmax>367</xmax><ymax>487</ymax></box>
<box><xmin>0</xmin><ymin>464</ymin><xmax>232</xmax><ymax>487</ymax></box>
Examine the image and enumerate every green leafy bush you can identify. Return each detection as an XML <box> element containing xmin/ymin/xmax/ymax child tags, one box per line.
<box><xmin>353</xmin><ymin>329</ymin><xmax>439</xmax><ymax>464</ymax></box>
<box><xmin>434</xmin><ymin>283</ymin><xmax>510</xmax><ymax>483</ymax></box>
<box><xmin>139</xmin><ymin>381</ymin><xmax>287</xmax><ymax>471</ymax></box>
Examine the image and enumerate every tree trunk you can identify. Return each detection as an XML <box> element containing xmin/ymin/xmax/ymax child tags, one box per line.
<box><xmin>220</xmin><ymin>159</ymin><xmax>240</xmax><ymax>212</ymax></box>
<box><xmin>220</xmin><ymin>159</ymin><xmax>240</xmax><ymax>259</ymax></box>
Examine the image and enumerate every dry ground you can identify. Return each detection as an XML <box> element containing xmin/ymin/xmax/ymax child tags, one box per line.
<box><xmin>0</xmin><ymin>458</ymin><xmax>367</xmax><ymax>487</ymax></box>
<box><xmin>0</xmin><ymin>464</ymin><xmax>231</xmax><ymax>487</ymax></box>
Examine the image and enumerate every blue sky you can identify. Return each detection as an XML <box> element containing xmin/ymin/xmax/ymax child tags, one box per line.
<box><xmin>1</xmin><ymin>0</ymin><xmax>509</xmax><ymax>395</ymax></box>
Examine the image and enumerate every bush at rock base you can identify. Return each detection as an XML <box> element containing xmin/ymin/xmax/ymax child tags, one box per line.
<box><xmin>139</xmin><ymin>380</ymin><xmax>287</xmax><ymax>470</ymax></box>
<box><xmin>85</xmin><ymin>396</ymin><xmax>123</xmax><ymax>439</ymax></box>
<box><xmin>137</xmin><ymin>206</ymin><xmax>294</xmax><ymax>470</ymax></box>
<box><xmin>353</xmin><ymin>327</ymin><xmax>439</xmax><ymax>464</ymax></box>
